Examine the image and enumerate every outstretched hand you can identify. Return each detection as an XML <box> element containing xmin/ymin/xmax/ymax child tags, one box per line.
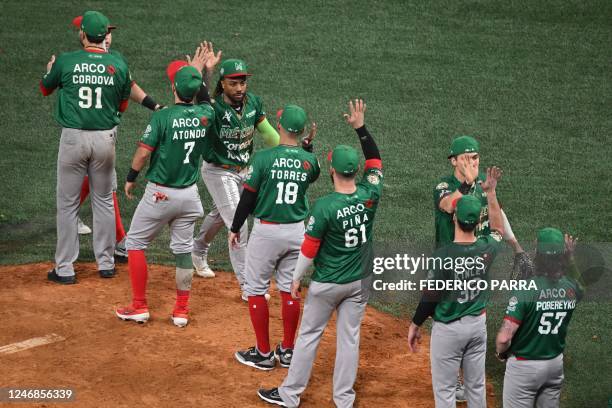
<box><xmin>304</xmin><ymin>122</ymin><xmax>317</xmax><ymax>143</ymax></box>
<box><xmin>457</xmin><ymin>154</ymin><xmax>479</xmax><ymax>185</ymax></box>
<box><xmin>480</xmin><ymin>166</ymin><xmax>503</xmax><ymax>192</ymax></box>
<box><xmin>343</xmin><ymin>99</ymin><xmax>366</xmax><ymax>129</ymax></box>
<box><xmin>186</xmin><ymin>43</ymin><xmax>208</xmax><ymax>73</ymax></box>
<box><xmin>565</xmin><ymin>233</ymin><xmax>577</xmax><ymax>256</ymax></box>
<box><xmin>201</xmin><ymin>41</ymin><xmax>222</xmax><ymax>72</ymax></box>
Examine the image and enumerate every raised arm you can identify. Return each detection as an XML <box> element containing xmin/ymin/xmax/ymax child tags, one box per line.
<box><xmin>480</xmin><ymin>166</ymin><xmax>505</xmax><ymax>237</ymax></box>
<box><xmin>343</xmin><ymin>99</ymin><xmax>381</xmax><ymax>166</ymax></box>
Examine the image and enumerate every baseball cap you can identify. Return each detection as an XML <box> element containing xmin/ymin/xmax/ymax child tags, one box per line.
<box><xmin>537</xmin><ymin>227</ymin><xmax>565</xmax><ymax>255</ymax></box>
<box><xmin>72</xmin><ymin>15</ymin><xmax>116</xmax><ymax>31</ymax></box>
<box><xmin>449</xmin><ymin>135</ymin><xmax>480</xmax><ymax>158</ymax></box>
<box><xmin>454</xmin><ymin>195</ymin><xmax>482</xmax><ymax>225</ymax></box>
<box><xmin>330</xmin><ymin>145</ymin><xmax>360</xmax><ymax>176</ymax></box>
<box><xmin>80</xmin><ymin>11</ymin><xmax>113</xmax><ymax>41</ymax></box>
<box><xmin>219</xmin><ymin>59</ymin><xmax>251</xmax><ymax>78</ymax></box>
<box><xmin>174</xmin><ymin>65</ymin><xmax>202</xmax><ymax>100</ymax></box>
<box><xmin>166</xmin><ymin>60</ymin><xmax>190</xmax><ymax>83</ymax></box>
<box><xmin>279</xmin><ymin>105</ymin><xmax>307</xmax><ymax>133</ymax></box>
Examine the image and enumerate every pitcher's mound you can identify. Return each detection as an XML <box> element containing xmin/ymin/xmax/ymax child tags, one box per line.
<box><xmin>0</xmin><ymin>262</ymin><xmax>495</xmax><ymax>407</ymax></box>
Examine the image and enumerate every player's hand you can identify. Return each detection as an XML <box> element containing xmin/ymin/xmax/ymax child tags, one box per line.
<box><xmin>407</xmin><ymin>322</ymin><xmax>422</xmax><ymax>353</ymax></box>
<box><xmin>480</xmin><ymin>166</ymin><xmax>503</xmax><ymax>193</ymax></box>
<box><xmin>46</xmin><ymin>55</ymin><xmax>56</xmax><ymax>74</ymax></box>
<box><xmin>457</xmin><ymin>154</ymin><xmax>478</xmax><ymax>185</ymax></box>
<box><xmin>201</xmin><ymin>41</ymin><xmax>222</xmax><ymax>72</ymax></box>
<box><xmin>302</xmin><ymin>122</ymin><xmax>317</xmax><ymax>147</ymax></box>
<box><xmin>290</xmin><ymin>280</ymin><xmax>301</xmax><ymax>300</ymax></box>
<box><xmin>343</xmin><ymin>99</ymin><xmax>366</xmax><ymax>129</ymax></box>
<box><xmin>124</xmin><ymin>182</ymin><xmax>136</xmax><ymax>200</ymax></box>
<box><xmin>565</xmin><ymin>233</ymin><xmax>577</xmax><ymax>257</ymax></box>
<box><xmin>228</xmin><ymin>231</ymin><xmax>240</xmax><ymax>249</ymax></box>
<box><xmin>186</xmin><ymin>44</ymin><xmax>208</xmax><ymax>73</ymax></box>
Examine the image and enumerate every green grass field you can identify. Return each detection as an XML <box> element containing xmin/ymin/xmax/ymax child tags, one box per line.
<box><xmin>1</xmin><ymin>0</ymin><xmax>611</xmax><ymax>406</ymax></box>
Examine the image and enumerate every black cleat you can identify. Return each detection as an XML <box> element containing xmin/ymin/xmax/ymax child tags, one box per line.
<box><xmin>99</xmin><ymin>268</ymin><xmax>116</xmax><ymax>278</ymax></box>
<box><xmin>235</xmin><ymin>346</ymin><xmax>276</xmax><ymax>371</ymax></box>
<box><xmin>274</xmin><ymin>343</ymin><xmax>293</xmax><ymax>368</ymax></box>
<box><xmin>257</xmin><ymin>388</ymin><xmax>288</xmax><ymax>407</ymax></box>
<box><xmin>47</xmin><ymin>269</ymin><xmax>76</xmax><ymax>285</ymax></box>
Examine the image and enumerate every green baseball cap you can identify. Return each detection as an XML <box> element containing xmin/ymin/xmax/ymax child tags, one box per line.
<box><xmin>81</xmin><ymin>11</ymin><xmax>111</xmax><ymax>41</ymax></box>
<box><xmin>449</xmin><ymin>135</ymin><xmax>480</xmax><ymax>158</ymax></box>
<box><xmin>219</xmin><ymin>59</ymin><xmax>251</xmax><ymax>78</ymax></box>
<box><xmin>279</xmin><ymin>105</ymin><xmax>306</xmax><ymax>133</ymax></box>
<box><xmin>455</xmin><ymin>195</ymin><xmax>482</xmax><ymax>225</ymax></box>
<box><xmin>330</xmin><ymin>145</ymin><xmax>359</xmax><ymax>176</ymax></box>
<box><xmin>537</xmin><ymin>227</ymin><xmax>565</xmax><ymax>255</ymax></box>
<box><xmin>174</xmin><ymin>66</ymin><xmax>202</xmax><ymax>100</ymax></box>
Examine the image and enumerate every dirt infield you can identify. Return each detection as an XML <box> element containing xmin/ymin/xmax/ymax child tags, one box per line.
<box><xmin>0</xmin><ymin>263</ymin><xmax>495</xmax><ymax>407</ymax></box>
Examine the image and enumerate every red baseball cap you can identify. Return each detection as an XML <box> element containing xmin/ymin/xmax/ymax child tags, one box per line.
<box><xmin>166</xmin><ymin>60</ymin><xmax>190</xmax><ymax>83</ymax></box>
<box><xmin>71</xmin><ymin>15</ymin><xmax>116</xmax><ymax>30</ymax></box>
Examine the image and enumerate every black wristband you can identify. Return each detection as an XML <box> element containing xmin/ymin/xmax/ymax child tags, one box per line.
<box><xmin>355</xmin><ymin>125</ymin><xmax>369</xmax><ymax>139</ymax></box>
<box><xmin>458</xmin><ymin>181</ymin><xmax>472</xmax><ymax>194</ymax></box>
<box><xmin>126</xmin><ymin>168</ymin><xmax>140</xmax><ymax>183</ymax></box>
<box><xmin>141</xmin><ymin>95</ymin><xmax>158</xmax><ymax>111</ymax></box>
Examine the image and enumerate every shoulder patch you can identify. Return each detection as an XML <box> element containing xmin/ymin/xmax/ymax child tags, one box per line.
<box><xmin>367</xmin><ymin>174</ymin><xmax>380</xmax><ymax>185</ymax></box>
<box><xmin>306</xmin><ymin>216</ymin><xmax>315</xmax><ymax>231</ymax></box>
<box><xmin>436</xmin><ymin>182</ymin><xmax>449</xmax><ymax>190</ymax></box>
<box><xmin>490</xmin><ymin>231</ymin><xmax>503</xmax><ymax>242</ymax></box>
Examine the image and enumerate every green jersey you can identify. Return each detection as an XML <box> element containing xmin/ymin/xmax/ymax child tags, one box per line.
<box><xmin>139</xmin><ymin>103</ymin><xmax>215</xmax><ymax>188</ymax></box>
<box><xmin>244</xmin><ymin>145</ymin><xmax>320</xmax><ymax>223</ymax></box>
<box><xmin>433</xmin><ymin>173</ymin><xmax>490</xmax><ymax>248</ymax></box>
<box><xmin>202</xmin><ymin>92</ymin><xmax>266</xmax><ymax>166</ymax></box>
<box><xmin>305</xmin><ymin>166</ymin><xmax>384</xmax><ymax>284</ymax></box>
<box><xmin>429</xmin><ymin>234</ymin><xmax>502</xmax><ymax>323</ymax></box>
<box><xmin>505</xmin><ymin>275</ymin><xmax>582</xmax><ymax>360</ymax></box>
<box><xmin>41</xmin><ymin>49</ymin><xmax>132</xmax><ymax>130</ymax></box>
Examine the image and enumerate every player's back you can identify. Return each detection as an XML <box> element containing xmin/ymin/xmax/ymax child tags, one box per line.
<box><xmin>430</xmin><ymin>234</ymin><xmax>502</xmax><ymax>323</ymax></box>
<box><xmin>141</xmin><ymin>103</ymin><xmax>215</xmax><ymax>188</ymax></box>
<box><xmin>42</xmin><ymin>49</ymin><xmax>132</xmax><ymax>130</ymax></box>
<box><xmin>306</xmin><ymin>166</ymin><xmax>384</xmax><ymax>284</ymax></box>
<box><xmin>244</xmin><ymin>145</ymin><xmax>320</xmax><ymax>223</ymax></box>
<box><xmin>508</xmin><ymin>275</ymin><xmax>582</xmax><ymax>360</ymax></box>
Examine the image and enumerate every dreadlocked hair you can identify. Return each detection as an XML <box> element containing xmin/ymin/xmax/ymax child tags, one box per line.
<box><xmin>214</xmin><ymin>80</ymin><xmax>223</xmax><ymax>98</ymax></box>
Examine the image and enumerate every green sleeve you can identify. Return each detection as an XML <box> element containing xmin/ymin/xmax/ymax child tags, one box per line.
<box><xmin>139</xmin><ymin>114</ymin><xmax>161</xmax><ymax>150</ymax></box>
<box><xmin>244</xmin><ymin>154</ymin><xmax>264</xmax><ymax>191</ymax></box>
<box><xmin>41</xmin><ymin>55</ymin><xmax>63</xmax><ymax>90</ymax></box>
<box><xmin>358</xmin><ymin>167</ymin><xmax>384</xmax><ymax>198</ymax></box>
<box><xmin>434</xmin><ymin>179</ymin><xmax>453</xmax><ymax>209</ymax></box>
<box><xmin>305</xmin><ymin>201</ymin><xmax>328</xmax><ymax>239</ymax></box>
<box><xmin>256</xmin><ymin>117</ymin><xmax>280</xmax><ymax>147</ymax></box>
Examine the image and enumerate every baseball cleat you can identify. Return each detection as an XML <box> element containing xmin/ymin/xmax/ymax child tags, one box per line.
<box><xmin>115</xmin><ymin>305</ymin><xmax>150</xmax><ymax>324</ymax></box>
<box><xmin>235</xmin><ymin>346</ymin><xmax>276</xmax><ymax>371</ymax></box>
<box><xmin>77</xmin><ymin>218</ymin><xmax>92</xmax><ymax>235</ymax></box>
<box><xmin>171</xmin><ymin>310</ymin><xmax>189</xmax><ymax>328</ymax></box>
<box><xmin>114</xmin><ymin>240</ymin><xmax>128</xmax><ymax>263</ymax></box>
<box><xmin>99</xmin><ymin>268</ymin><xmax>116</xmax><ymax>278</ymax></box>
<box><xmin>257</xmin><ymin>388</ymin><xmax>288</xmax><ymax>407</ymax></box>
<box><xmin>47</xmin><ymin>269</ymin><xmax>76</xmax><ymax>285</ymax></box>
<box><xmin>274</xmin><ymin>344</ymin><xmax>293</xmax><ymax>368</ymax></box>
<box><xmin>192</xmin><ymin>253</ymin><xmax>215</xmax><ymax>278</ymax></box>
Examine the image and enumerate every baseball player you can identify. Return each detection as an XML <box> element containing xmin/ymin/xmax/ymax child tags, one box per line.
<box><xmin>434</xmin><ymin>135</ymin><xmax>532</xmax><ymax>400</ymax></box>
<box><xmin>408</xmin><ymin>171</ymin><xmax>505</xmax><ymax>407</ymax></box>
<box><xmin>70</xmin><ymin>15</ymin><xmax>163</xmax><ymax>264</ymax></box>
<box><xmin>496</xmin><ymin>229</ymin><xmax>584</xmax><ymax>408</ymax></box>
<box><xmin>257</xmin><ymin>99</ymin><xmax>383</xmax><ymax>407</ymax></box>
<box><xmin>191</xmin><ymin>54</ymin><xmax>280</xmax><ymax>289</ymax></box>
<box><xmin>229</xmin><ymin>105</ymin><xmax>320</xmax><ymax>370</ymax></box>
<box><xmin>115</xmin><ymin>53</ymin><xmax>214</xmax><ymax>327</ymax></box>
<box><xmin>41</xmin><ymin>11</ymin><xmax>132</xmax><ymax>284</ymax></box>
